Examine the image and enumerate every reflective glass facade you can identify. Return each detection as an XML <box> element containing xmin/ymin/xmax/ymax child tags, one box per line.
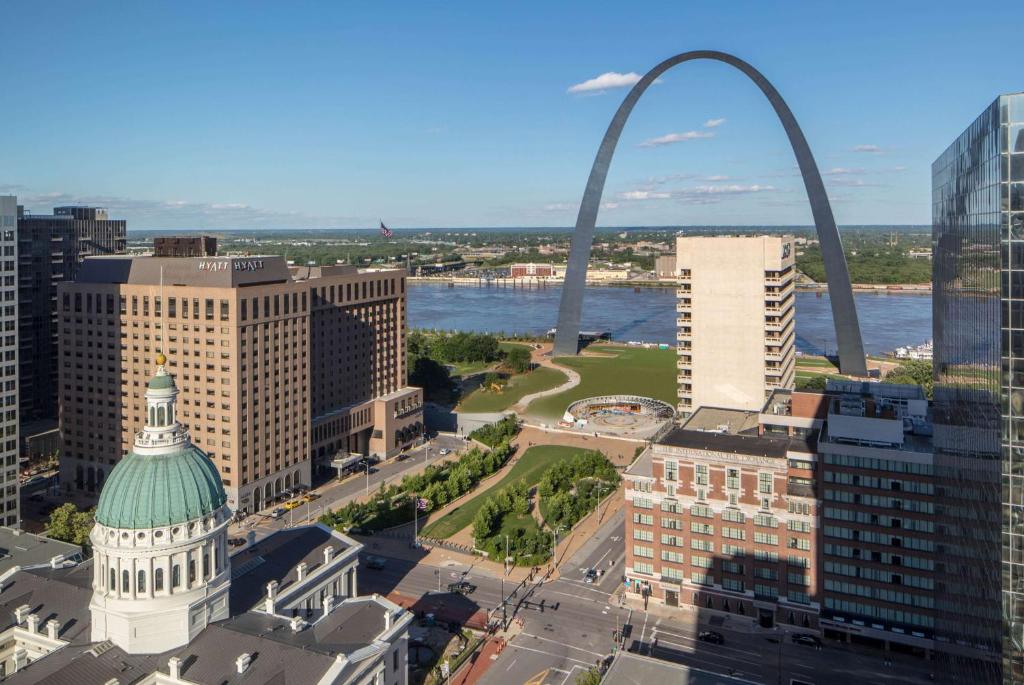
<box><xmin>933</xmin><ymin>93</ymin><xmax>1024</xmax><ymax>683</ymax></box>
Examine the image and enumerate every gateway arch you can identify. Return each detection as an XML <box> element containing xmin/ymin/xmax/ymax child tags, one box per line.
<box><xmin>553</xmin><ymin>50</ymin><xmax>868</xmax><ymax>377</ymax></box>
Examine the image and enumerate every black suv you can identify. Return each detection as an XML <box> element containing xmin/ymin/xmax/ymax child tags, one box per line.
<box><xmin>448</xmin><ymin>580</ymin><xmax>477</xmax><ymax>595</ymax></box>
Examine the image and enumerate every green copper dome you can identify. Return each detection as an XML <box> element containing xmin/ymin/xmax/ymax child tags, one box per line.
<box><xmin>95</xmin><ymin>444</ymin><xmax>227</xmax><ymax>529</ymax></box>
<box><xmin>147</xmin><ymin>374</ymin><xmax>175</xmax><ymax>390</ymax></box>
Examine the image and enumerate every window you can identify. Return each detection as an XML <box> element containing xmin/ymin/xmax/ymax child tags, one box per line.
<box><xmin>722</xmin><ymin>508</ymin><xmax>745</xmax><ymax>523</ymax></box>
<box><xmin>695</xmin><ymin>464</ymin><xmax>709</xmax><ymax>486</ymax></box>
<box><xmin>633</xmin><ymin>528</ymin><xmax>654</xmax><ymax>542</ymax></box>
<box><xmin>691</xmin><ymin>556</ymin><xmax>713</xmax><ymax>568</ymax></box>
<box><xmin>155</xmin><ymin>568</ymin><xmax>164</xmax><ymax>591</ymax></box>
<box><xmin>691</xmin><ymin>572</ymin><xmax>713</xmax><ymax>586</ymax></box>
<box><xmin>787</xmin><ymin>520</ymin><xmax>811</xmax><ymax>533</ymax></box>
<box><xmin>633</xmin><ymin>545</ymin><xmax>654</xmax><ymax>558</ymax></box>
<box><xmin>691</xmin><ymin>538</ymin><xmax>714</xmax><ymax>552</ymax></box>
<box><xmin>722</xmin><ymin>578</ymin><xmax>745</xmax><ymax>592</ymax></box>
<box><xmin>632</xmin><ymin>497</ymin><xmax>653</xmax><ymax>509</ymax></box>
<box><xmin>727</xmin><ymin>468</ymin><xmax>740</xmax><ymax>490</ymax></box>
<box><xmin>754</xmin><ymin>532</ymin><xmax>779</xmax><ymax>546</ymax></box>
<box><xmin>393</xmin><ymin>650</ymin><xmax>399</xmax><ymax>672</ymax></box>
<box><xmin>758</xmin><ymin>472</ymin><xmax>773</xmax><ymax>494</ymax></box>
<box><xmin>691</xmin><ymin>522</ymin><xmax>714</xmax><ymax>535</ymax></box>
<box><xmin>722</xmin><ymin>527</ymin><xmax>746</xmax><ymax>541</ymax></box>
<box><xmin>635</xmin><ymin>562</ymin><xmax>654</xmax><ymax>575</ymax></box>
<box><xmin>110</xmin><ymin>568</ymin><xmax>116</xmax><ymax>590</ymax></box>
<box><xmin>122</xmin><ymin>569</ymin><xmax>130</xmax><ymax>592</ymax></box>
<box><xmin>172</xmin><ymin>564</ymin><xmax>181</xmax><ymax>587</ymax></box>
<box><xmin>137</xmin><ymin>569</ymin><xmax>146</xmax><ymax>593</ymax></box>
<box><xmin>664</xmin><ymin>460</ymin><xmax>678</xmax><ymax>482</ymax></box>
<box><xmin>633</xmin><ymin>513</ymin><xmax>653</xmax><ymax>525</ymax></box>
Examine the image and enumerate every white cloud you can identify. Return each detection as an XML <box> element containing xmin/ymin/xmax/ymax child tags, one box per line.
<box><xmin>567</xmin><ymin>71</ymin><xmax>643</xmax><ymax>94</ymax></box>
<box><xmin>618</xmin><ymin>184</ymin><xmax>775</xmax><ymax>205</ymax></box>
<box><xmin>823</xmin><ymin>167</ymin><xmax>865</xmax><ymax>176</ymax></box>
<box><xmin>703</xmin><ymin>175</ymin><xmax>730</xmax><ymax>181</ymax></box>
<box><xmin>600</xmin><ymin>202</ymin><xmax>619</xmax><ymax>210</ymax></box>
<box><xmin>703</xmin><ymin>118</ymin><xmax>726</xmax><ymax>128</ymax></box>
<box><xmin>637</xmin><ymin>131</ymin><xmax>714</xmax><ymax>148</ymax></box>
<box><xmin>1</xmin><ymin>185</ymin><xmax>366</xmax><ymax>229</ymax></box>
<box><xmin>542</xmin><ymin>202</ymin><xmax>576</xmax><ymax>212</ymax></box>
<box><xmin>852</xmin><ymin>144</ymin><xmax>882</xmax><ymax>153</ymax></box>
<box><xmin>620</xmin><ymin>191</ymin><xmax>672</xmax><ymax>200</ymax></box>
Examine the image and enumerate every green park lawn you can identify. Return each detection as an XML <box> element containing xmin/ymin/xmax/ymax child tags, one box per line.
<box><xmin>526</xmin><ymin>345</ymin><xmax>677</xmax><ymax>420</ymax></box>
<box><xmin>419</xmin><ymin>444</ymin><xmax>584</xmax><ymax>539</ymax></box>
<box><xmin>458</xmin><ymin>366</ymin><xmax>567</xmax><ymax>413</ymax></box>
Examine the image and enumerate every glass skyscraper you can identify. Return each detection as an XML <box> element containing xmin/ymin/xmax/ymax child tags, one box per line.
<box><xmin>933</xmin><ymin>93</ymin><xmax>1024</xmax><ymax>683</ymax></box>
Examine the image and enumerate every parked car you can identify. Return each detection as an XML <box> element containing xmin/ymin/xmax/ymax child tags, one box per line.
<box><xmin>270</xmin><ymin>508</ymin><xmax>286</xmax><ymax>519</ymax></box>
<box><xmin>448</xmin><ymin>581</ymin><xmax>477</xmax><ymax>595</ymax></box>
<box><xmin>228</xmin><ymin>537</ymin><xmax>247</xmax><ymax>547</ymax></box>
<box><xmin>698</xmin><ymin>630</ymin><xmax>725</xmax><ymax>645</ymax></box>
<box><xmin>438</xmin><ymin>448</ymin><xmax>451</xmax><ymax>456</ymax></box>
<box><xmin>282</xmin><ymin>500</ymin><xmax>302</xmax><ymax>511</ymax></box>
<box><xmin>791</xmin><ymin>633</ymin><xmax>823</xmax><ymax>649</ymax></box>
<box><xmin>364</xmin><ymin>555</ymin><xmax>387</xmax><ymax>570</ymax></box>
<box><xmin>584</xmin><ymin>569</ymin><xmax>598</xmax><ymax>584</ymax></box>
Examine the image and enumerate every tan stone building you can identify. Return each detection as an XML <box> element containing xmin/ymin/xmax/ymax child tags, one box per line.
<box><xmin>58</xmin><ymin>255</ymin><xmax>421</xmax><ymax>513</ymax></box>
<box><xmin>675</xmin><ymin>235</ymin><xmax>796</xmax><ymax>416</ymax></box>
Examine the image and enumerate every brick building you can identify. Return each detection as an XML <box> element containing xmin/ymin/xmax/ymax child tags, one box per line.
<box><xmin>625</xmin><ymin>380</ymin><xmax>998</xmax><ymax>666</ymax></box>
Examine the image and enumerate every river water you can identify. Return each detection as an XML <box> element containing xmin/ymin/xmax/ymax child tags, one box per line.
<box><xmin>408</xmin><ymin>282</ymin><xmax>932</xmax><ymax>356</ymax></box>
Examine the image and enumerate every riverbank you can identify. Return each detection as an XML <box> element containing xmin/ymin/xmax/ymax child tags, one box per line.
<box><xmin>410</xmin><ymin>275</ymin><xmax>933</xmax><ymax>293</ymax></box>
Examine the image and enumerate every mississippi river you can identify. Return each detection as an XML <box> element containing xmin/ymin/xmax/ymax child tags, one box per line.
<box><xmin>408</xmin><ymin>282</ymin><xmax>932</xmax><ymax>356</ymax></box>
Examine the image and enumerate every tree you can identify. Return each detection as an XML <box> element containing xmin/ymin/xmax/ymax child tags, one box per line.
<box><xmin>409</xmin><ymin>355</ymin><xmax>455</xmax><ymax>402</ymax></box>
<box><xmin>884</xmin><ymin>359</ymin><xmax>933</xmax><ymax>398</ymax></box>
<box><xmin>505</xmin><ymin>346</ymin><xmax>532</xmax><ymax>374</ymax></box>
<box><xmin>795</xmin><ymin>374</ymin><xmax>828</xmax><ymax>392</ymax></box>
<box><xmin>47</xmin><ymin>503</ymin><xmax>95</xmax><ymax>547</ymax></box>
<box><xmin>575</xmin><ymin>668</ymin><xmax>602</xmax><ymax>685</ymax></box>
<box><xmin>472</xmin><ymin>499</ymin><xmax>501</xmax><ymax>541</ymax></box>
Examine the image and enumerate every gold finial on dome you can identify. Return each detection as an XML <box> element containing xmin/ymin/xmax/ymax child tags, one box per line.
<box><xmin>156</xmin><ymin>352</ymin><xmax>167</xmax><ymax>366</ymax></box>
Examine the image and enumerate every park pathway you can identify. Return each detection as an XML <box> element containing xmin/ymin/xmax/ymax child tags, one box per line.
<box><xmin>511</xmin><ymin>342</ymin><xmax>581</xmax><ymax>415</ymax></box>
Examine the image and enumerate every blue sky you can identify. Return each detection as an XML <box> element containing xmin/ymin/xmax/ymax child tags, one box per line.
<box><xmin>1</xmin><ymin>1</ymin><xmax>1020</xmax><ymax>229</ymax></box>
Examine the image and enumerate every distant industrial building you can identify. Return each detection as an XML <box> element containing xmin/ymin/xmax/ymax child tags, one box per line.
<box><xmin>16</xmin><ymin>205</ymin><xmax>126</xmax><ymax>425</ymax></box>
<box><xmin>674</xmin><ymin>235</ymin><xmax>795</xmax><ymax>416</ymax></box>
<box><xmin>58</xmin><ymin>250</ymin><xmax>421</xmax><ymax>513</ymax></box>
<box><xmin>153</xmin><ymin>235</ymin><xmax>217</xmax><ymax>257</ymax></box>
<box><xmin>509</xmin><ymin>262</ymin><xmax>564</xmax><ymax>279</ymax></box>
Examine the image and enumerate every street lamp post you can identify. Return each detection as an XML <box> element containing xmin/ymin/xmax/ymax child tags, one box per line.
<box><xmin>551</xmin><ymin>526</ymin><xmax>564</xmax><ymax>570</ymax></box>
<box><xmin>365</xmin><ymin>461</ymin><xmax>370</xmax><ymax>496</ymax></box>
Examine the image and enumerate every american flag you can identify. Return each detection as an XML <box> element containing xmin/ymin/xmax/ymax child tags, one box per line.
<box><xmin>415</xmin><ymin>497</ymin><xmax>429</xmax><ymax>511</ymax></box>
<box><xmin>380</xmin><ymin>220</ymin><xmax>393</xmax><ymax>238</ymax></box>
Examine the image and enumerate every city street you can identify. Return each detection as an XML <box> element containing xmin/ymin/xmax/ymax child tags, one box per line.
<box><xmin>357</xmin><ymin>508</ymin><xmax>950</xmax><ymax>685</ymax></box>
<box><xmin>231</xmin><ymin>434</ymin><xmax>468</xmax><ymax>543</ymax></box>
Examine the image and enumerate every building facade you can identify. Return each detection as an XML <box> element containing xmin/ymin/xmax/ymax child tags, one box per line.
<box><xmin>58</xmin><ymin>254</ymin><xmax>421</xmax><ymax>514</ymax></box>
<box><xmin>625</xmin><ymin>381</ymin><xmax>1000</xmax><ymax>671</ymax></box>
<box><xmin>933</xmin><ymin>93</ymin><xmax>1023</xmax><ymax>682</ymax></box>
<box><xmin>16</xmin><ymin>206</ymin><xmax>125</xmax><ymax>425</ymax></box>
<box><xmin>0</xmin><ymin>197</ymin><xmax>16</xmax><ymax>528</ymax></box>
<box><xmin>624</xmin><ymin>424</ymin><xmax>819</xmax><ymax>629</ymax></box>
<box><xmin>153</xmin><ymin>235</ymin><xmax>217</xmax><ymax>257</ymax></box>
<box><xmin>674</xmin><ymin>235</ymin><xmax>796</xmax><ymax>416</ymax></box>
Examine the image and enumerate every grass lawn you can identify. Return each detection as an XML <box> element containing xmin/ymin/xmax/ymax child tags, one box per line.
<box><xmin>458</xmin><ymin>366</ymin><xmax>567</xmax><ymax>413</ymax></box>
<box><xmin>526</xmin><ymin>345</ymin><xmax>677</xmax><ymax>420</ymax></box>
<box><xmin>420</xmin><ymin>444</ymin><xmax>584</xmax><ymax>539</ymax></box>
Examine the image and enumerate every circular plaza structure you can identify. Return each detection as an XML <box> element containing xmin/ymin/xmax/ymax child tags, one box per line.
<box><xmin>562</xmin><ymin>395</ymin><xmax>675</xmax><ymax>438</ymax></box>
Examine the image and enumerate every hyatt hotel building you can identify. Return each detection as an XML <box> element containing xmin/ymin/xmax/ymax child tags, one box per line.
<box><xmin>58</xmin><ymin>253</ymin><xmax>422</xmax><ymax>513</ymax></box>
